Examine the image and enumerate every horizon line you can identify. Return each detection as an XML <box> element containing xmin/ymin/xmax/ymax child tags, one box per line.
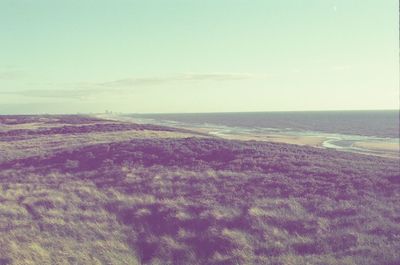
<box><xmin>1</xmin><ymin>108</ymin><xmax>399</xmax><ymax>116</ymax></box>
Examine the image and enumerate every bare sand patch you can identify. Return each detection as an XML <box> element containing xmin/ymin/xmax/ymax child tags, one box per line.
<box><xmin>180</xmin><ymin>126</ymin><xmax>327</xmax><ymax>147</ymax></box>
<box><xmin>353</xmin><ymin>141</ymin><xmax>399</xmax><ymax>152</ymax></box>
<box><xmin>259</xmin><ymin>135</ymin><xmax>326</xmax><ymax>146</ymax></box>
<box><xmin>218</xmin><ymin>133</ymin><xmax>326</xmax><ymax>147</ymax></box>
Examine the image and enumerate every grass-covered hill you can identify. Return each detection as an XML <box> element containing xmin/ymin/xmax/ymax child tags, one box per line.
<box><xmin>0</xmin><ymin>115</ymin><xmax>399</xmax><ymax>265</ymax></box>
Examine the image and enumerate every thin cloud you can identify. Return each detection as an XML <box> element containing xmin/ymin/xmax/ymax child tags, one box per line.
<box><xmin>331</xmin><ymin>65</ymin><xmax>354</xmax><ymax>71</ymax></box>
<box><xmin>99</xmin><ymin>73</ymin><xmax>261</xmax><ymax>87</ymax></box>
<box><xmin>0</xmin><ymin>70</ymin><xmax>26</xmax><ymax>80</ymax></box>
<box><xmin>1</xmin><ymin>73</ymin><xmax>265</xmax><ymax>99</ymax></box>
<box><xmin>0</xmin><ymin>87</ymin><xmax>127</xmax><ymax>99</ymax></box>
<box><xmin>1</xmin><ymin>88</ymin><xmax>117</xmax><ymax>99</ymax></box>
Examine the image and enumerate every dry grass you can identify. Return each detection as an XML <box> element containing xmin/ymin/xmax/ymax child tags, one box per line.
<box><xmin>0</xmin><ymin>115</ymin><xmax>399</xmax><ymax>265</ymax></box>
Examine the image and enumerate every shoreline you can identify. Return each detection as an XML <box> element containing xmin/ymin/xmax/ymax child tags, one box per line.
<box><xmin>169</xmin><ymin>125</ymin><xmax>399</xmax><ymax>159</ymax></box>
<box><xmin>96</xmin><ymin>114</ymin><xmax>400</xmax><ymax>159</ymax></box>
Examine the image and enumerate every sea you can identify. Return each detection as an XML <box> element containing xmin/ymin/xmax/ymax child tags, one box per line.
<box><xmin>122</xmin><ymin>110</ymin><xmax>399</xmax><ymax>155</ymax></box>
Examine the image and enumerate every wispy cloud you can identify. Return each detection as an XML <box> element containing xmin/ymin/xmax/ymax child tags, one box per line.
<box><xmin>1</xmin><ymin>73</ymin><xmax>264</xmax><ymax>99</ymax></box>
<box><xmin>99</xmin><ymin>73</ymin><xmax>261</xmax><ymax>87</ymax></box>
<box><xmin>331</xmin><ymin>65</ymin><xmax>354</xmax><ymax>71</ymax></box>
<box><xmin>0</xmin><ymin>70</ymin><xmax>26</xmax><ymax>80</ymax></box>
<box><xmin>1</xmin><ymin>88</ymin><xmax>111</xmax><ymax>99</ymax></box>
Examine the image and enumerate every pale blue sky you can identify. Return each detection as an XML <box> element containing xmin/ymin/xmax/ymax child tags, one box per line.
<box><xmin>0</xmin><ymin>0</ymin><xmax>398</xmax><ymax>114</ymax></box>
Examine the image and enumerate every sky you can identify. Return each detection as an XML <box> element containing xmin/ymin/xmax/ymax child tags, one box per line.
<box><xmin>0</xmin><ymin>0</ymin><xmax>398</xmax><ymax>114</ymax></box>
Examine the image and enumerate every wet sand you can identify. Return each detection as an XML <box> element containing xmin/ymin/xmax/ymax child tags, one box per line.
<box><xmin>214</xmin><ymin>133</ymin><xmax>326</xmax><ymax>147</ymax></box>
<box><xmin>190</xmin><ymin>127</ymin><xmax>399</xmax><ymax>158</ymax></box>
<box><xmin>97</xmin><ymin>114</ymin><xmax>399</xmax><ymax>158</ymax></box>
<box><xmin>353</xmin><ymin>141</ymin><xmax>400</xmax><ymax>153</ymax></box>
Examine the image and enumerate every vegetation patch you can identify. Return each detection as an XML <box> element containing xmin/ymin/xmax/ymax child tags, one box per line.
<box><xmin>0</xmin><ymin>115</ymin><xmax>399</xmax><ymax>264</ymax></box>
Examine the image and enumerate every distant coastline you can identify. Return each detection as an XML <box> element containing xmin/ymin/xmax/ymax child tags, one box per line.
<box><xmin>123</xmin><ymin>110</ymin><xmax>399</xmax><ymax>138</ymax></box>
<box><xmin>109</xmin><ymin>110</ymin><xmax>399</xmax><ymax>158</ymax></box>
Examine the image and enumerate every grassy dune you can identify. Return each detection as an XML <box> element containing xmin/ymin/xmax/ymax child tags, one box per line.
<box><xmin>0</xmin><ymin>115</ymin><xmax>399</xmax><ymax>265</ymax></box>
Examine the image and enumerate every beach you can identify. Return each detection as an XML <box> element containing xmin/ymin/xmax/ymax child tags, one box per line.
<box><xmin>103</xmin><ymin>113</ymin><xmax>400</xmax><ymax>159</ymax></box>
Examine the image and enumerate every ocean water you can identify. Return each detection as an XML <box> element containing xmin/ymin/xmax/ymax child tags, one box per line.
<box><xmin>125</xmin><ymin>110</ymin><xmax>399</xmax><ymax>138</ymax></box>
<box><xmin>122</xmin><ymin>110</ymin><xmax>399</xmax><ymax>156</ymax></box>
